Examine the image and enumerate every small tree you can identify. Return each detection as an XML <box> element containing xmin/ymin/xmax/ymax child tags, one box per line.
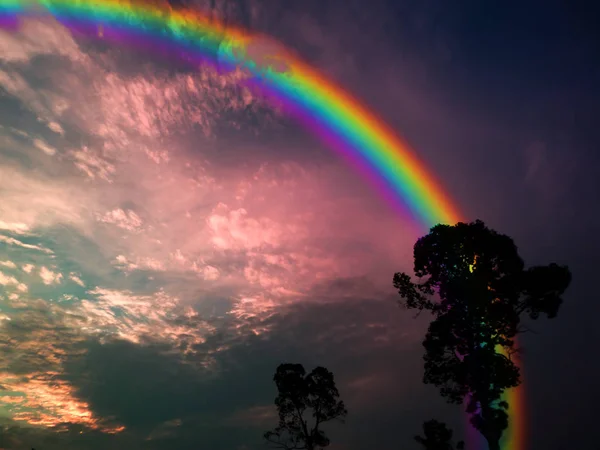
<box><xmin>264</xmin><ymin>363</ymin><xmax>347</xmax><ymax>450</ymax></box>
<box><xmin>394</xmin><ymin>220</ymin><xmax>571</xmax><ymax>450</ymax></box>
<box><xmin>415</xmin><ymin>420</ymin><xmax>464</xmax><ymax>450</ymax></box>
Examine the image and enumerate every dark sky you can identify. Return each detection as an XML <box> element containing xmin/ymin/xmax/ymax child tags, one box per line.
<box><xmin>0</xmin><ymin>1</ymin><xmax>598</xmax><ymax>449</ymax></box>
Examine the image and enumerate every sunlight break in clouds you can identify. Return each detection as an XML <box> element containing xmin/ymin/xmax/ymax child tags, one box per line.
<box><xmin>1</xmin><ymin>372</ymin><xmax>124</xmax><ymax>433</ymax></box>
<box><xmin>79</xmin><ymin>288</ymin><xmax>214</xmax><ymax>352</ymax></box>
<box><xmin>0</xmin><ymin>288</ymin><xmax>126</xmax><ymax>433</ymax></box>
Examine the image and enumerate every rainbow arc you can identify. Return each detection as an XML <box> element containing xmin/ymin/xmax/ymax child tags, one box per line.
<box><xmin>0</xmin><ymin>1</ymin><xmax>525</xmax><ymax>448</ymax></box>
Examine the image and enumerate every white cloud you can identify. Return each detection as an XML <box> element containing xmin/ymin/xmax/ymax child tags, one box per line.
<box><xmin>0</xmin><ymin>221</ymin><xmax>30</xmax><ymax>235</ymax></box>
<box><xmin>33</xmin><ymin>138</ymin><xmax>56</xmax><ymax>156</ymax></box>
<box><xmin>78</xmin><ymin>288</ymin><xmax>214</xmax><ymax>352</ymax></box>
<box><xmin>0</xmin><ymin>261</ymin><xmax>17</xmax><ymax>269</ymax></box>
<box><xmin>97</xmin><ymin>208</ymin><xmax>143</xmax><ymax>232</ymax></box>
<box><xmin>47</xmin><ymin>121</ymin><xmax>65</xmax><ymax>135</ymax></box>
<box><xmin>69</xmin><ymin>273</ymin><xmax>85</xmax><ymax>287</ymax></box>
<box><xmin>0</xmin><ymin>68</ymin><xmax>69</xmax><ymax>130</ymax></box>
<box><xmin>0</xmin><ymin>271</ymin><xmax>28</xmax><ymax>292</ymax></box>
<box><xmin>70</xmin><ymin>147</ymin><xmax>116</xmax><ymax>182</ymax></box>
<box><xmin>200</xmin><ymin>265</ymin><xmax>220</xmax><ymax>281</ymax></box>
<box><xmin>39</xmin><ymin>266</ymin><xmax>63</xmax><ymax>285</ymax></box>
<box><xmin>0</xmin><ymin>163</ymin><xmax>97</xmax><ymax>233</ymax></box>
<box><xmin>0</xmin><ymin>235</ymin><xmax>53</xmax><ymax>254</ymax></box>
<box><xmin>0</xmin><ymin>16</ymin><xmax>87</xmax><ymax>64</ymax></box>
<box><xmin>113</xmin><ymin>254</ymin><xmax>166</xmax><ymax>273</ymax></box>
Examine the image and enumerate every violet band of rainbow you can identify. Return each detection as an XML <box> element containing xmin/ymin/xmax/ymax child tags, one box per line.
<box><xmin>0</xmin><ymin>1</ymin><xmax>524</xmax><ymax>448</ymax></box>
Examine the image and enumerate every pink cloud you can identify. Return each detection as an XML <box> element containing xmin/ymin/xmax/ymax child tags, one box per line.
<box><xmin>0</xmin><ymin>16</ymin><xmax>87</xmax><ymax>64</ymax></box>
<box><xmin>0</xmin><ymin>9</ymin><xmax>422</xmax><ymax>374</ymax></box>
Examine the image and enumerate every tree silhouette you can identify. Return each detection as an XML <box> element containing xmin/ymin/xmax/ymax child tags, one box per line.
<box><xmin>415</xmin><ymin>420</ymin><xmax>464</xmax><ymax>450</ymax></box>
<box><xmin>394</xmin><ymin>220</ymin><xmax>571</xmax><ymax>450</ymax></box>
<box><xmin>264</xmin><ymin>363</ymin><xmax>347</xmax><ymax>450</ymax></box>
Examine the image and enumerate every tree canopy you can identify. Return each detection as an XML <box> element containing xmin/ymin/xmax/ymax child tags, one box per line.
<box><xmin>394</xmin><ymin>220</ymin><xmax>571</xmax><ymax>450</ymax></box>
<box><xmin>264</xmin><ymin>363</ymin><xmax>347</xmax><ymax>450</ymax></box>
<box><xmin>415</xmin><ymin>420</ymin><xmax>464</xmax><ymax>450</ymax></box>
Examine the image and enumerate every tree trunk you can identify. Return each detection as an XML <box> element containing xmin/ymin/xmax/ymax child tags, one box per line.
<box><xmin>485</xmin><ymin>436</ymin><xmax>500</xmax><ymax>450</ymax></box>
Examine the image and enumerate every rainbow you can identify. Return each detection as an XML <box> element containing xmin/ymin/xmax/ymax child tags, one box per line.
<box><xmin>0</xmin><ymin>1</ymin><xmax>525</xmax><ymax>448</ymax></box>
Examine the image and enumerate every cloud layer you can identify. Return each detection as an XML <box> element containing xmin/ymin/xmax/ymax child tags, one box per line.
<box><xmin>0</xmin><ymin>12</ymin><xmax>426</xmax><ymax>449</ymax></box>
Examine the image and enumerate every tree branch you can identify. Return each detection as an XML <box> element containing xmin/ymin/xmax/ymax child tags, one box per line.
<box><xmin>293</xmin><ymin>403</ymin><xmax>310</xmax><ymax>448</ymax></box>
<box><xmin>313</xmin><ymin>403</ymin><xmax>321</xmax><ymax>435</ymax></box>
<box><xmin>514</xmin><ymin>300</ymin><xmax>528</xmax><ymax>316</ymax></box>
<box><xmin>265</xmin><ymin>433</ymin><xmax>305</xmax><ymax>450</ymax></box>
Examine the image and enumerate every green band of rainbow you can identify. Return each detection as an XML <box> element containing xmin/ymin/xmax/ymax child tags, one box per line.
<box><xmin>0</xmin><ymin>1</ymin><xmax>524</xmax><ymax>448</ymax></box>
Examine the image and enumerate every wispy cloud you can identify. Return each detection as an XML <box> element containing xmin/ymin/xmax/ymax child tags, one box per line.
<box><xmin>0</xmin><ymin>15</ymin><xmax>87</xmax><ymax>64</ymax></box>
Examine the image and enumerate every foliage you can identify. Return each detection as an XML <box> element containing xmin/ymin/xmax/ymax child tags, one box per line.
<box><xmin>264</xmin><ymin>363</ymin><xmax>347</xmax><ymax>450</ymax></box>
<box><xmin>394</xmin><ymin>220</ymin><xmax>571</xmax><ymax>450</ymax></box>
<box><xmin>414</xmin><ymin>420</ymin><xmax>464</xmax><ymax>450</ymax></box>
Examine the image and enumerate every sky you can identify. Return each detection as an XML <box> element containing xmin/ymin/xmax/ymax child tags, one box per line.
<box><xmin>0</xmin><ymin>0</ymin><xmax>598</xmax><ymax>449</ymax></box>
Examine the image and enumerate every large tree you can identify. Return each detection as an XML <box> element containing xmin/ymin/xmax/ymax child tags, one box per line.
<box><xmin>394</xmin><ymin>220</ymin><xmax>571</xmax><ymax>450</ymax></box>
<box><xmin>264</xmin><ymin>363</ymin><xmax>347</xmax><ymax>450</ymax></box>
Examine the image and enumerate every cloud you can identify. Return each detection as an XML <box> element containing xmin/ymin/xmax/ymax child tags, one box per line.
<box><xmin>0</xmin><ymin>288</ymin><xmax>125</xmax><ymax>433</ymax></box>
<box><xmin>69</xmin><ymin>273</ymin><xmax>85</xmax><ymax>287</ymax></box>
<box><xmin>70</xmin><ymin>147</ymin><xmax>117</xmax><ymax>183</ymax></box>
<box><xmin>0</xmin><ymin>16</ymin><xmax>87</xmax><ymax>64</ymax></box>
<box><xmin>39</xmin><ymin>266</ymin><xmax>63</xmax><ymax>285</ymax></box>
<box><xmin>47</xmin><ymin>121</ymin><xmax>65</xmax><ymax>135</ymax></box>
<box><xmin>0</xmin><ymin>270</ymin><xmax>28</xmax><ymax>291</ymax></box>
<box><xmin>0</xmin><ymin>161</ymin><xmax>99</xmax><ymax>233</ymax></box>
<box><xmin>0</xmin><ymin>221</ymin><xmax>30</xmax><ymax>235</ymax></box>
<box><xmin>0</xmin><ymin>260</ymin><xmax>17</xmax><ymax>269</ymax></box>
<box><xmin>77</xmin><ymin>287</ymin><xmax>215</xmax><ymax>353</ymax></box>
<box><xmin>145</xmin><ymin>417</ymin><xmax>184</xmax><ymax>441</ymax></box>
<box><xmin>33</xmin><ymin>138</ymin><xmax>57</xmax><ymax>156</ymax></box>
<box><xmin>0</xmin><ymin>234</ymin><xmax>53</xmax><ymax>254</ymax></box>
<box><xmin>226</xmin><ymin>404</ymin><xmax>277</xmax><ymax>427</ymax></box>
<box><xmin>0</xmin><ymin>7</ymin><xmax>429</xmax><ymax>449</ymax></box>
<box><xmin>97</xmin><ymin>208</ymin><xmax>144</xmax><ymax>233</ymax></box>
<box><xmin>0</xmin><ymin>68</ymin><xmax>62</xmax><ymax>129</ymax></box>
<box><xmin>2</xmin><ymin>372</ymin><xmax>123</xmax><ymax>433</ymax></box>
